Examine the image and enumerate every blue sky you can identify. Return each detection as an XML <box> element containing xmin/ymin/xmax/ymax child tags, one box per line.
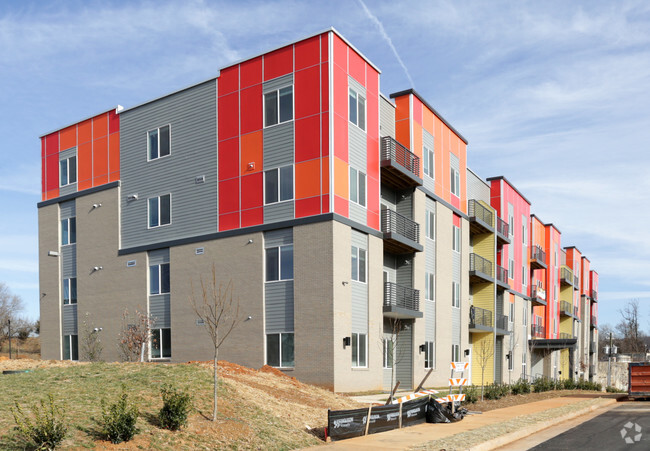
<box><xmin>1</xmin><ymin>0</ymin><xmax>649</xmax><ymax>332</ymax></box>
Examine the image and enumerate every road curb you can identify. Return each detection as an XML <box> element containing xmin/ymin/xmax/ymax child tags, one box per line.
<box><xmin>469</xmin><ymin>398</ymin><xmax>618</xmax><ymax>451</ymax></box>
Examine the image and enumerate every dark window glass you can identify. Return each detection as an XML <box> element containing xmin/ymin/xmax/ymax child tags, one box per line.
<box><xmin>349</xmin><ymin>89</ymin><xmax>357</xmax><ymax>124</ymax></box>
<box><xmin>71</xmin><ymin>335</ymin><xmax>79</xmax><ymax>361</ymax></box>
<box><xmin>359</xmin><ymin>248</ymin><xmax>366</xmax><ymax>283</ymax></box>
<box><xmin>358</xmin><ymin>95</ymin><xmax>365</xmax><ymax>130</ymax></box>
<box><xmin>160</xmin><ymin>194</ymin><xmax>171</xmax><ymax>225</ymax></box>
<box><xmin>160</xmin><ymin>263</ymin><xmax>170</xmax><ymax>293</ymax></box>
<box><xmin>280</xmin><ymin>245</ymin><xmax>293</xmax><ymax>280</ymax></box>
<box><xmin>358</xmin><ymin>333</ymin><xmax>367</xmax><ymax>366</ymax></box>
<box><xmin>69</xmin><ymin>218</ymin><xmax>76</xmax><ymax>244</ymax></box>
<box><xmin>150</xmin><ymin>265</ymin><xmax>160</xmax><ymax>295</ymax></box>
<box><xmin>266</xmin><ymin>333</ymin><xmax>280</xmax><ymax>366</ymax></box>
<box><xmin>149</xmin><ymin>129</ymin><xmax>159</xmax><ymax>159</ymax></box>
<box><xmin>63</xmin><ymin>279</ymin><xmax>70</xmax><ymax>304</ymax></box>
<box><xmin>279</xmin><ymin>86</ymin><xmax>293</xmax><ymax>123</ymax></box>
<box><xmin>280</xmin><ymin>166</ymin><xmax>293</xmax><ymax>201</ymax></box>
<box><xmin>63</xmin><ymin>335</ymin><xmax>71</xmax><ymax>360</ymax></box>
<box><xmin>281</xmin><ymin>333</ymin><xmax>294</xmax><ymax>367</ymax></box>
<box><xmin>159</xmin><ymin>125</ymin><xmax>170</xmax><ymax>157</ymax></box>
<box><xmin>162</xmin><ymin>328</ymin><xmax>172</xmax><ymax>358</ymax></box>
<box><xmin>351</xmin><ymin>246</ymin><xmax>358</xmax><ymax>281</ymax></box>
<box><xmin>358</xmin><ymin>171</ymin><xmax>366</xmax><ymax>207</ymax></box>
<box><xmin>264</xmin><ymin>91</ymin><xmax>278</xmax><ymax>127</ymax></box>
<box><xmin>351</xmin><ymin>333</ymin><xmax>358</xmax><ymax>366</ymax></box>
<box><xmin>349</xmin><ymin>168</ymin><xmax>357</xmax><ymax>203</ymax></box>
<box><xmin>149</xmin><ymin>198</ymin><xmax>159</xmax><ymax>227</ymax></box>
<box><xmin>266</xmin><ymin>247</ymin><xmax>279</xmax><ymax>281</ymax></box>
<box><xmin>265</xmin><ymin>169</ymin><xmax>279</xmax><ymax>204</ymax></box>
<box><xmin>60</xmin><ymin>160</ymin><xmax>68</xmax><ymax>186</ymax></box>
<box><xmin>69</xmin><ymin>156</ymin><xmax>77</xmax><ymax>183</ymax></box>
<box><xmin>70</xmin><ymin>278</ymin><xmax>77</xmax><ymax>303</ymax></box>
<box><xmin>151</xmin><ymin>329</ymin><xmax>161</xmax><ymax>358</ymax></box>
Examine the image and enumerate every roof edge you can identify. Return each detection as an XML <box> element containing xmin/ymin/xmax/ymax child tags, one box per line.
<box><xmin>485</xmin><ymin>176</ymin><xmax>532</xmax><ymax>205</ymax></box>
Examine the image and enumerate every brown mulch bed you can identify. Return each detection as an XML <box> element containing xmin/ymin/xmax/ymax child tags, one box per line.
<box><xmin>468</xmin><ymin>389</ymin><xmax>605</xmax><ymax>412</ymax></box>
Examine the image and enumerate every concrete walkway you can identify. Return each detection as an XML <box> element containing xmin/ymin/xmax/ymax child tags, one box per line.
<box><xmin>311</xmin><ymin>394</ymin><xmax>624</xmax><ymax>450</ymax></box>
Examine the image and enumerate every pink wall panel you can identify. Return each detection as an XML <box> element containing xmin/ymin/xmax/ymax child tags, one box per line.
<box><xmin>334</xmin><ymin>195</ymin><xmax>348</xmax><ymax>217</ymax></box>
<box><xmin>348</xmin><ymin>50</ymin><xmax>365</xmax><ymax>85</ymax></box>
<box><xmin>332</xmin><ymin>34</ymin><xmax>347</xmax><ymax>71</ymax></box>
<box><xmin>333</xmin><ymin>114</ymin><xmax>348</xmax><ymax>162</ymax></box>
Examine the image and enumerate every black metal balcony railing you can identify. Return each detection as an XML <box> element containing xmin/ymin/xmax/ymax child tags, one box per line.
<box><xmin>560</xmin><ymin>266</ymin><xmax>574</xmax><ymax>286</ymax></box>
<box><xmin>470</xmin><ymin>253</ymin><xmax>492</xmax><ymax>278</ymax></box>
<box><xmin>591</xmin><ymin>289</ymin><xmax>598</xmax><ymax>301</ymax></box>
<box><xmin>496</xmin><ymin>216</ymin><xmax>509</xmax><ymax>237</ymax></box>
<box><xmin>560</xmin><ymin>332</ymin><xmax>575</xmax><ymax>340</ymax></box>
<box><xmin>380</xmin><ymin>136</ymin><xmax>420</xmax><ymax>176</ymax></box>
<box><xmin>469</xmin><ymin>305</ymin><xmax>493</xmax><ymax>329</ymax></box>
<box><xmin>531</xmin><ymin>286</ymin><xmax>547</xmax><ymax>303</ymax></box>
<box><xmin>560</xmin><ymin>300</ymin><xmax>573</xmax><ymax>316</ymax></box>
<box><xmin>530</xmin><ymin>245</ymin><xmax>546</xmax><ymax>268</ymax></box>
<box><xmin>381</xmin><ymin>209</ymin><xmax>420</xmax><ymax>244</ymax></box>
<box><xmin>531</xmin><ymin>324</ymin><xmax>545</xmax><ymax>338</ymax></box>
<box><xmin>496</xmin><ymin>313</ymin><xmax>509</xmax><ymax>332</ymax></box>
<box><xmin>496</xmin><ymin>265</ymin><xmax>508</xmax><ymax>285</ymax></box>
<box><xmin>384</xmin><ymin>282</ymin><xmax>420</xmax><ymax>312</ymax></box>
<box><xmin>591</xmin><ymin>315</ymin><xmax>597</xmax><ymax>328</ymax></box>
<box><xmin>468</xmin><ymin>200</ymin><xmax>493</xmax><ymax>228</ymax></box>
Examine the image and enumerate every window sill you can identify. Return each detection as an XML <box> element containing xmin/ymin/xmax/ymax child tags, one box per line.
<box><xmin>147</xmin><ymin>154</ymin><xmax>172</xmax><ymax>163</ymax></box>
<box><xmin>148</xmin><ymin>223</ymin><xmax>172</xmax><ymax>230</ymax></box>
<box><xmin>263</xmin><ymin>119</ymin><xmax>294</xmax><ymax>130</ymax></box>
<box><xmin>352</xmin><ymin>367</ymin><xmax>369</xmax><ymax>371</ymax></box>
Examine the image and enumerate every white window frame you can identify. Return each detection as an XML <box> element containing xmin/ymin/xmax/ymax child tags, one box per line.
<box><xmin>349</xmin><ymin>167</ymin><xmax>366</xmax><ymax>207</ymax></box>
<box><xmin>522</xmin><ymin>265</ymin><xmax>527</xmax><ymax>286</ymax></box>
<box><xmin>452</xmin><ymin>225</ymin><xmax>461</xmax><ymax>252</ymax></box>
<box><xmin>509</xmin><ymin>302</ymin><xmax>515</xmax><ymax>324</ymax></box>
<box><xmin>60</xmin><ymin>217</ymin><xmax>76</xmax><ymax>246</ymax></box>
<box><xmin>423</xmin><ymin>145</ymin><xmax>434</xmax><ymax>179</ymax></box>
<box><xmin>147</xmin><ymin>124</ymin><xmax>171</xmax><ymax>161</ymax></box>
<box><xmin>425</xmin><ymin>210</ymin><xmax>435</xmax><ymax>240</ymax></box>
<box><xmin>149</xmin><ymin>263</ymin><xmax>170</xmax><ymax>295</ymax></box>
<box><xmin>63</xmin><ymin>277</ymin><xmax>77</xmax><ymax>305</ymax></box>
<box><xmin>59</xmin><ymin>156</ymin><xmax>77</xmax><ymax>186</ymax></box>
<box><xmin>451</xmin><ymin>344</ymin><xmax>460</xmax><ymax>363</ymax></box>
<box><xmin>424</xmin><ymin>341</ymin><xmax>435</xmax><ymax>369</ymax></box>
<box><xmin>509</xmin><ymin>214</ymin><xmax>515</xmax><ymax>237</ymax></box>
<box><xmin>383</xmin><ymin>338</ymin><xmax>393</xmax><ymax>369</ymax></box>
<box><xmin>148</xmin><ymin>194</ymin><xmax>172</xmax><ymax>228</ymax></box>
<box><xmin>450</xmin><ymin>167</ymin><xmax>460</xmax><ymax>197</ymax></box>
<box><xmin>509</xmin><ymin>259</ymin><xmax>514</xmax><ymax>280</ymax></box>
<box><xmin>265</xmin><ymin>244</ymin><xmax>294</xmax><ymax>282</ymax></box>
<box><xmin>63</xmin><ymin>334</ymin><xmax>78</xmax><ymax>361</ymax></box>
<box><xmin>349</xmin><ymin>87</ymin><xmax>366</xmax><ymax>131</ymax></box>
<box><xmin>452</xmin><ymin>281</ymin><xmax>460</xmax><ymax>308</ymax></box>
<box><xmin>351</xmin><ymin>332</ymin><xmax>368</xmax><ymax>368</ymax></box>
<box><xmin>425</xmin><ymin>272</ymin><xmax>435</xmax><ymax>301</ymax></box>
<box><xmin>351</xmin><ymin>246</ymin><xmax>367</xmax><ymax>283</ymax></box>
<box><xmin>150</xmin><ymin>328</ymin><xmax>172</xmax><ymax>359</ymax></box>
<box><xmin>266</xmin><ymin>332</ymin><xmax>295</xmax><ymax>368</ymax></box>
<box><xmin>264</xmin><ymin>85</ymin><xmax>294</xmax><ymax>128</ymax></box>
<box><xmin>264</xmin><ymin>165</ymin><xmax>294</xmax><ymax>205</ymax></box>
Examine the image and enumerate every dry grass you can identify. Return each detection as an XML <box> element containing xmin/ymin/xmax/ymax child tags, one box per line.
<box><xmin>0</xmin><ymin>359</ymin><xmax>362</xmax><ymax>450</ymax></box>
<box><xmin>0</xmin><ymin>337</ymin><xmax>40</xmax><ymax>360</ymax></box>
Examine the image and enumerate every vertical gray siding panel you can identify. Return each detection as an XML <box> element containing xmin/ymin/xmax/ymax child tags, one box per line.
<box><xmin>150</xmin><ymin>294</ymin><xmax>171</xmax><ymax>328</ymax></box>
<box><xmin>383</xmin><ymin>254</ymin><xmax>397</xmax><ymax>283</ymax></box>
<box><xmin>61</xmin><ymin>244</ymin><xmax>76</xmax><ymax>278</ymax></box>
<box><xmin>60</xmin><ymin>200</ymin><xmax>76</xmax><ymax>219</ymax></box>
<box><xmin>450</xmin><ymin>153</ymin><xmax>460</xmax><ymax>172</ymax></box>
<box><xmin>264</xmin><ymin>202</ymin><xmax>294</xmax><ymax>223</ymax></box>
<box><xmin>265</xmin><ymin>281</ymin><xmax>294</xmax><ymax>333</ymax></box>
<box><xmin>264</xmin><ymin>228</ymin><xmax>293</xmax><ymax>247</ymax></box>
<box><xmin>422</xmin><ymin>129</ymin><xmax>435</xmax><ymax>193</ymax></box>
<box><xmin>62</xmin><ymin>304</ymin><xmax>78</xmax><ymax>335</ymax></box>
<box><xmin>263</xmin><ymin>122</ymin><xmax>294</xmax><ymax>168</ymax></box>
<box><xmin>452</xmin><ymin>250</ymin><xmax>461</xmax><ymax>281</ymax></box>
<box><xmin>395</xmin><ymin>321</ymin><xmax>413</xmax><ymax>389</ymax></box>
<box><xmin>495</xmin><ymin>336</ymin><xmax>503</xmax><ymax>382</ymax></box>
<box><xmin>349</xmin><ymin>202</ymin><xmax>367</xmax><ymax>225</ymax></box>
<box><xmin>467</xmin><ymin>169</ymin><xmax>490</xmax><ymax>203</ymax></box>
<box><xmin>349</xmin><ymin>123</ymin><xmax>366</xmax><ymax>170</ymax></box>
<box><xmin>58</xmin><ymin>148</ymin><xmax>78</xmax><ymax>197</ymax></box>
<box><xmin>351</xmin><ymin>230</ymin><xmax>368</xmax><ymax>334</ymax></box>
<box><xmin>422</xmin><ymin>130</ymin><xmax>434</xmax><ymax>151</ymax></box>
<box><xmin>380</xmin><ymin>96</ymin><xmax>395</xmax><ymax>138</ymax></box>
<box><xmin>120</xmin><ymin>80</ymin><xmax>218</xmax><ymax>249</ymax></box>
<box><xmin>380</xmin><ymin>186</ymin><xmax>397</xmax><ymax>210</ymax></box>
<box><xmin>452</xmin><ymin>307</ymin><xmax>460</xmax><ymax>346</ymax></box>
<box><xmin>425</xmin><ymin>300</ymin><xmax>435</xmax><ymax>342</ymax></box>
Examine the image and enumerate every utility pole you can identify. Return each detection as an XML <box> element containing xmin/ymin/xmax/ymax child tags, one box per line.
<box><xmin>606</xmin><ymin>332</ymin><xmax>617</xmax><ymax>387</ymax></box>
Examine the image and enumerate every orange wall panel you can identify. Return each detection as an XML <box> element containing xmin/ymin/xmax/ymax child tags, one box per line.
<box><xmin>59</xmin><ymin>125</ymin><xmax>76</xmax><ymax>151</ymax></box>
<box><xmin>77</xmin><ymin>119</ymin><xmax>92</xmax><ymax>145</ymax></box>
<box><xmin>92</xmin><ymin>113</ymin><xmax>108</xmax><ymax>139</ymax></box>
<box><xmin>92</xmin><ymin>136</ymin><xmax>108</xmax><ymax>184</ymax></box>
<box><xmin>108</xmin><ymin>131</ymin><xmax>120</xmax><ymax>182</ymax></box>
<box><xmin>295</xmin><ymin>159</ymin><xmax>321</xmax><ymax>199</ymax></box>
<box><xmin>78</xmin><ymin>141</ymin><xmax>93</xmax><ymax>189</ymax></box>
<box><xmin>423</xmin><ymin>108</ymin><xmax>434</xmax><ymax>135</ymax></box>
<box><xmin>240</xmin><ymin>131</ymin><xmax>263</xmax><ymax>175</ymax></box>
<box><xmin>321</xmin><ymin>157</ymin><xmax>329</xmax><ymax>194</ymax></box>
<box><xmin>395</xmin><ymin>120</ymin><xmax>410</xmax><ymax>151</ymax></box>
<box><xmin>333</xmin><ymin>157</ymin><xmax>348</xmax><ymax>199</ymax></box>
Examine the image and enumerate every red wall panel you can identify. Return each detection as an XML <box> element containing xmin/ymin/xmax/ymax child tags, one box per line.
<box><xmin>218</xmin><ymin>179</ymin><xmax>239</xmax><ymax>214</ymax></box>
<box><xmin>295</xmin><ymin>36</ymin><xmax>320</xmax><ymax>70</ymax></box>
<box><xmin>219</xmin><ymin>212</ymin><xmax>240</xmax><ymax>231</ymax></box>
<box><xmin>321</xmin><ymin>194</ymin><xmax>329</xmax><ymax>213</ymax></box>
<box><xmin>296</xmin><ymin>196</ymin><xmax>321</xmax><ymax>218</ymax></box>
<box><xmin>348</xmin><ymin>50</ymin><xmax>365</xmax><ymax>86</ymax></box>
<box><xmin>45</xmin><ymin>153</ymin><xmax>59</xmax><ymax>191</ymax></box>
<box><xmin>218</xmin><ymin>138</ymin><xmax>239</xmax><ymax>181</ymax></box>
<box><xmin>240</xmin><ymin>84</ymin><xmax>262</xmax><ymax>135</ymax></box>
<box><xmin>219</xmin><ymin>66</ymin><xmax>239</xmax><ymax>96</ymax></box>
<box><xmin>218</xmin><ymin>92</ymin><xmax>239</xmax><ymax>140</ymax></box>
<box><xmin>241</xmin><ymin>172</ymin><xmax>263</xmax><ymax>210</ymax></box>
<box><xmin>240</xmin><ymin>56</ymin><xmax>262</xmax><ymax>89</ymax></box>
<box><xmin>321</xmin><ymin>112</ymin><xmax>329</xmax><ymax>157</ymax></box>
<box><xmin>45</xmin><ymin>133</ymin><xmax>59</xmax><ymax>156</ymax></box>
<box><xmin>321</xmin><ymin>33</ymin><xmax>329</xmax><ymax>62</ymax></box>
<box><xmin>264</xmin><ymin>45</ymin><xmax>293</xmax><ymax>81</ymax></box>
<box><xmin>295</xmin><ymin>65</ymin><xmax>321</xmax><ymax>119</ymax></box>
<box><xmin>321</xmin><ymin>63</ymin><xmax>329</xmax><ymax>113</ymax></box>
<box><xmin>295</xmin><ymin>115</ymin><xmax>320</xmax><ymax>163</ymax></box>
<box><xmin>108</xmin><ymin>110</ymin><xmax>119</xmax><ymax>134</ymax></box>
<box><xmin>241</xmin><ymin>207</ymin><xmax>263</xmax><ymax>227</ymax></box>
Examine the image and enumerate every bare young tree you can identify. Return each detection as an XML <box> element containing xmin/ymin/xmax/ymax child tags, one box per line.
<box><xmin>118</xmin><ymin>309</ymin><xmax>155</xmax><ymax>362</ymax></box>
<box><xmin>616</xmin><ymin>299</ymin><xmax>646</xmax><ymax>353</ymax></box>
<box><xmin>474</xmin><ymin>335</ymin><xmax>494</xmax><ymax>401</ymax></box>
<box><xmin>381</xmin><ymin>319</ymin><xmax>406</xmax><ymax>398</ymax></box>
<box><xmin>191</xmin><ymin>266</ymin><xmax>243</xmax><ymax>422</ymax></box>
<box><xmin>0</xmin><ymin>283</ymin><xmax>24</xmax><ymax>348</ymax></box>
<box><xmin>80</xmin><ymin>312</ymin><xmax>103</xmax><ymax>362</ymax></box>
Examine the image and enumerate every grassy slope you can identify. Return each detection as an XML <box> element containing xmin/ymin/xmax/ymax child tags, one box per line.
<box><xmin>0</xmin><ymin>362</ymin><xmax>358</xmax><ymax>450</ymax></box>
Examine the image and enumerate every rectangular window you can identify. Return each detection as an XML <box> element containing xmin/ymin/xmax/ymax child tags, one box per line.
<box><xmin>59</xmin><ymin>156</ymin><xmax>77</xmax><ymax>186</ymax></box>
<box><xmin>451</xmin><ymin>344</ymin><xmax>460</xmax><ymax>363</ymax></box>
<box><xmin>63</xmin><ymin>278</ymin><xmax>77</xmax><ymax>305</ymax></box>
<box><xmin>349</xmin><ymin>88</ymin><xmax>366</xmax><ymax>130</ymax></box>
<box><xmin>509</xmin><ymin>302</ymin><xmax>515</xmax><ymax>323</ymax></box>
<box><xmin>452</xmin><ymin>282</ymin><xmax>460</xmax><ymax>308</ymax></box>
<box><xmin>424</xmin><ymin>341</ymin><xmax>434</xmax><ymax>369</ymax></box>
<box><xmin>148</xmin><ymin>125</ymin><xmax>171</xmax><ymax>160</ymax></box>
<box><xmin>383</xmin><ymin>338</ymin><xmax>393</xmax><ymax>369</ymax></box>
<box><xmin>509</xmin><ymin>215</ymin><xmax>515</xmax><ymax>237</ymax></box>
<box><xmin>425</xmin><ymin>211</ymin><xmax>435</xmax><ymax>240</ymax></box>
<box><xmin>148</xmin><ymin>194</ymin><xmax>171</xmax><ymax>228</ymax></box>
<box><xmin>149</xmin><ymin>263</ymin><xmax>170</xmax><ymax>295</ymax></box>
<box><xmin>264</xmin><ymin>86</ymin><xmax>293</xmax><ymax>127</ymax></box>
<box><xmin>508</xmin><ymin>350</ymin><xmax>514</xmax><ymax>370</ymax></box>
<box><xmin>523</xmin><ymin>304</ymin><xmax>528</xmax><ymax>326</ymax></box>
<box><xmin>266</xmin><ymin>333</ymin><xmax>294</xmax><ymax>367</ymax></box>
<box><xmin>63</xmin><ymin>335</ymin><xmax>79</xmax><ymax>361</ymax></box>
<box><xmin>351</xmin><ymin>332</ymin><xmax>367</xmax><ymax>367</ymax></box>
<box><xmin>265</xmin><ymin>244</ymin><xmax>293</xmax><ymax>282</ymax></box>
<box><xmin>264</xmin><ymin>165</ymin><xmax>293</xmax><ymax>204</ymax></box>
<box><xmin>60</xmin><ymin>217</ymin><xmax>76</xmax><ymax>245</ymax></box>
<box><xmin>509</xmin><ymin>259</ymin><xmax>514</xmax><ymax>279</ymax></box>
<box><xmin>425</xmin><ymin>272</ymin><xmax>435</xmax><ymax>301</ymax></box>
<box><xmin>423</xmin><ymin>145</ymin><xmax>434</xmax><ymax>179</ymax></box>
<box><xmin>151</xmin><ymin>328</ymin><xmax>171</xmax><ymax>358</ymax></box>
<box><xmin>351</xmin><ymin>246</ymin><xmax>367</xmax><ymax>283</ymax></box>
<box><xmin>349</xmin><ymin>168</ymin><xmax>366</xmax><ymax>207</ymax></box>
<box><xmin>522</xmin><ymin>266</ymin><xmax>527</xmax><ymax>286</ymax></box>
<box><xmin>450</xmin><ymin>167</ymin><xmax>460</xmax><ymax>197</ymax></box>
<box><xmin>522</xmin><ymin>223</ymin><xmax>526</xmax><ymax>244</ymax></box>
<box><xmin>452</xmin><ymin>225</ymin><xmax>461</xmax><ymax>252</ymax></box>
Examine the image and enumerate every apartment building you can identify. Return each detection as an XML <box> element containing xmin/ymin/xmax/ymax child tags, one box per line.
<box><xmin>38</xmin><ymin>28</ymin><xmax>598</xmax><ymax>392</ymax></box>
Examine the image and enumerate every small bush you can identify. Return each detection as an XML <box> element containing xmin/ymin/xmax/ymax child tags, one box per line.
<box><xmin>100</xmin><ymin>385</ymin><xmax>139</xmax><ymax>444</ymax></box>
<box><xmin>462</xmin><ymin>385</ymin><xmax>479</xmax><ymax>404</ymax></box>
<box><xmin>561</xmin><ymin>378</ymin><xmax>576</xmax><ymax>390</ymax></box>
<box><xmin>533</xmin><ymin>377</ymin><xmax>553</xmax><ymax>393</ymax></box>
<box><xmin>484</xmin><ymin>382</ymin><xmax>507</xmax><ymax>400</ymax></box>
<box><xmin>11</xmin><ymin>394</ymin><xmax>67</xmax><ymax>450</ymax></box>
<box><xmin>606</xmin><ymin>386</ymin><xmax>626</xmax><ymax>393</ymax></box>
<box><xmin>511</xmin><ymin>378</ymin><xmax>531</xmax><ymax>395</ymax></box>
<box><xmin>159</xmin><ymin>384</ymin><xmax>193</xmax><ymax>431</ymax></box>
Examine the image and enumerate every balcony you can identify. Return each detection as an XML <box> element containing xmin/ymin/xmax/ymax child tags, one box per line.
<box><xmin>590</xmin><ymin>340</ymin><xmax>597</xmax><ymax>352</ymax></box>
<box><xmin>559</xmin><ymin>332</ymin><xmax>575</xmax><ymax>340</ymax></box>
<box><xmin>469</xmin><ymin>305</ymin><xmax>493</xmax><ymax>332</ymax></box>
<box><xmin>559</xmin><ymin>300</ymin><xmax>573</xmax><ymax>317</ymax></box>
<box><xmin>496</xmin><ymin>217</ymin><xmax>510</xmax><ymax>245</ymax></box>
<box><xmin>468</xmin><ymin>200</ymin><xmax>494</xmax><ymax>235</ymax></box>
<box><xmin>574</xmin><ymin>275</ymin><xmax>579</xmax><ymax>290</ymax></box>
<box><xmin>531</xmin><ymin>324</ymin><xmax>545</xmax><ymax>338</ymax></box>
<box><xmin>380</xmin><ymin>136</ymin><xmax>422</xmax><ymax>190</ymax></box>
<box><xmin>469</xmin><ymin>253</ymin><xmax>493</xmax><ymax>283</ymax></box>
<box><xmin>591</xmin><ymin>315</ymin><xmax>597</xmax><ymax>329</ymax></box>
<box><xmin>383</xmin><ymin>282</ymin><xmax>423</xmax><ymax>319</ymax></box>
<box><xmin>530</xmin><ymin>286</ymin><xmax>547</xmax><ymax>306</ymax></box>
<box><xmin>496</xmin><ymin>313</ymin><xmax>509</xmax><ymax>334</ymax></box>
<box><xmin>381</xmin><ymin>209</ymin><xmax>423</xmax><ymax>254</ymax></box>
<box><xmin>574</xmin><ymin>305</ymin><xmax>579</xmax><ymax>319</ymax></box>
<box><xmin>560</xmin><ymin>266</ymin><xmax>574</xmax><ymax>287</ymax></box>
<box><xmin>591</xmin><ymin>289</ymin><xmax>598</xmax><ymax>302</ymax></box>
<box><xmin>530</xmin><ymin>245</ymin><xmax>547</xmax><ymax>270</ymax></box>
<box><xmin>496</xmin><ymin>265</ymin><xmax>509</xmax><ymax>291</ymax></box>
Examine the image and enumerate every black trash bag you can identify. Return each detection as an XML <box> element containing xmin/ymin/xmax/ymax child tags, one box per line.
<box><xmin>426</xmin><ymin>399</ymin><xmax>450</xmax><ymax>423</ymax></box>
<box><xmin>448</xmin><ymin>405</ymin><xmax>467</xmax><ymax>422</ymax></box>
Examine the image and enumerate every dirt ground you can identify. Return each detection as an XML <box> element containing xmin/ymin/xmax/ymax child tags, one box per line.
<box><xmin>468</xmin><ymin>389</ymin><xmax>602</xmax><ymax>412</ymax></box>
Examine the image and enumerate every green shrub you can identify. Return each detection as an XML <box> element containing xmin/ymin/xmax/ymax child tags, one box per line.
<box><xmin>484</xmin><ymin>382</ymin><xmax>507</xmax><ymax>400</ymax></box>
<box><xmin>606</xmin><ymin>386</ymin><xmax>626</xmax><ymax>393</ymax></box>
<box><xmin>533</xmin><ymin>377</ymin><xmax>553</xmax><ymax>393</ymax></box>
<box><xmin>11</xmin><ymin>394</ymin><xmax>67</xmax><ymax>450</ymax></box>
<box><xmin>159</xmin><ymin>384</ymin><xmax>193</xmax><ymax>431</ymax></box>
<box><xmin>561</xmin><ymin>378</ymin><xmax>576</xmax><ymax>390</ymax></box>
<box><xmin>100</xmin><ymin>385</ymin><xmax>139</xmax><ymax>444</ymax></box>
<box><xmin>462</xmin><ymin>385</ymin><xmax>479</xmax><ymax>404</ymax></box>
<box><xmin>511</xmin><ymin>378</ymin><xmax>531</xmax><ymax>395</ymax></box>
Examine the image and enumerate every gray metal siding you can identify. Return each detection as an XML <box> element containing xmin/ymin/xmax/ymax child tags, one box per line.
<box><xmin>349</xmin><ymin>202</ymin><xmax>366</xmax><ymax>225</ymax></box>
<box><xmin>396</xmin><ymin>257</ymin><xmax>412</xmax><ymax>288</ymax></box>
<box><xmin>58</xmin><ymin>147</ymin><xmax>78</xmax><ymax>196</ymax></box>
<box><xmin>452</xmin><ymin>307</ymin><xmax>461</xmax><ymax>346</ymax></box>
<box><xmin>452</xmin><ymin>248</ymin><xmax>461</xmax><ymax>281</ymax></box>
<box><xmin>61</xmin><ymin>244</ymin><xmax>76</xmax><ymax>278</ymax></box>
<box><xmin>349</xmin><ymin>124</ymin><xmax>366</xmax><ymax>171</ymax></box>
<box><xmin>380</xmin><ymin>96</ymin><xmax>395</xmax><ymax>138</ymax></box>
<box><xmin>263</xmin><ymin>74</ymin><xmax>293</xmax><ymax>92</ymax></box>
<box><xmin>148</xmin><ymin>248</ymin><xmax>170</xmax><ymax>266</ymax></box>
<box><xmin>351</xmin><ymin>230</ymin><xmax>368</xmax><ymax>334</ymax></box>
<box><xmin>395</xmin><ymin>321</ymin><xmax>413</xmax><ymax>389</ymax></box>
<box><xmin>467</xmin><ymin>170</ymin><xmax>490</xmax><ymax>203</ymax></box>
<box><xmin>450</xmin><ymin>153</ymin><xmax>460</xmax><ymax>172</ymax></box>
<box><xmin>422</xmin><ymin>128</ymin><xmax>435</xmax><ymax>193</ymax></box>
<box><xmin>380</xmin><ymin>186</ymin><xmax>397</xmax><ymax>210</ymax></box>
<box><xmin>495</xmin><ymin>336</ymin><xmax>503</xmax><ymax>382</ymax></box>
<box><xmin>62</xmin><ymin>304</ymin><xmax>78</xmax><ymax>335</ymax></box>
<box><xmin>120</xmin><ymin>80</ymin><xmax>218</xmax><ymax>249</ymax></box>
<box><xmin>265</xmin><ymin>281</ymin><xmax>294</xmax><ymax>333</ymax></box>
<box><xmin>383</xmin><ymin>254</ymin><xmax>397</xmax><ymax>283</ymax></box>
<box><xmin>264</xmin><ymin>202</ymin><xmax>294</xmax><ymax>223</ymax></box>
<box><xmin>60</xmin><ymin>200</ymin><xmax>76</xmax><ymax>219</ymax></box>
<box><xmin>150</xmin><ymin>294</ymin><xmax>171</xmax><ymax>328</ymax></box>
<box><xmin>264</xmin><ymin>228</ymin><xmax>293</xmax><ymax>247</ymax></box>
<box><xmin>263</xmin><ymin>121</ymin><xmax>294</xmax><ymax>169</ymax></box>
<box><xmin>425</xmin><ymin>300</ymin><xmax>435</xmax><ymax>342</ymax></box>
<box><xmin>396</xmin><ymin>191</ymin><xmax>412</xmax><ymax>219</ymax></box>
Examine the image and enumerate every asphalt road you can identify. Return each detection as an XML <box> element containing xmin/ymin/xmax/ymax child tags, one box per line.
<box><xmin>528</xmin><ymin>402</ymin><xmax>650</xmax><ymax>450</ymax></box>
